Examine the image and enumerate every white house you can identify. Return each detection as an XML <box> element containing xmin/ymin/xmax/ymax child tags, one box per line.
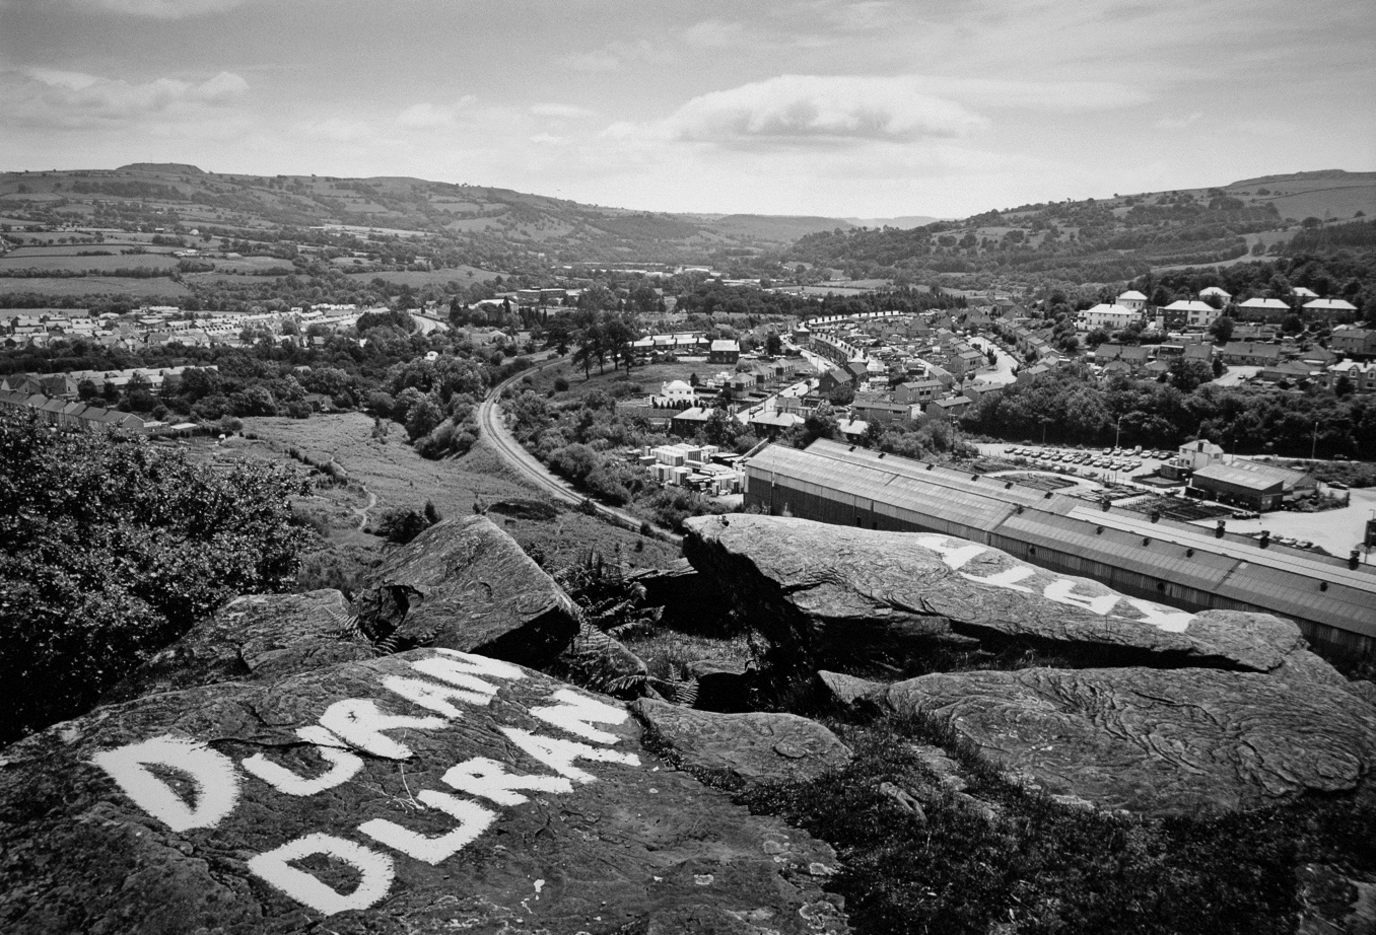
<box><xmin>1079</xmin><ymin>303</ymin><xmax>1144</xmax><ymax>332</ymax></box>
<box><xmin>1303</xmin><ymin>298</ymin><xmax>1358</xmax><ymax>318</ymax></box>
<box><xmin>1117</xmin><ymin>290</ymin><xmax>1147</xmax><ymax>312</ymax></box>
<box><xmin>1164</xmin><ymin>300</ymin><xmax>1222</xmax><ymax>329</ymax></box>
<box><xmin>1198</xmin><ymin>287</ymin><xmax>1231</xmax><ymax>304</ymax></box>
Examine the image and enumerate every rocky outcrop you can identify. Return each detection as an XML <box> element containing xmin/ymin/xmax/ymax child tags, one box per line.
<box><xmin>352</xmin><ymin>515</ymin><xmax>580</xmax><ymax>667</ymax></box>
<box><xmin>0</xmin><ymin>650</ymin><xmax>847</xmax><ymax>933</ymax></box>
<box><xmin>104</xmin><ymin>589</ymin><xmax>371</xmax><ymax>704</ymax></box>
<box><xmin>633</xmin><ymin>699</ymin><xmax>852</xmax><ymax>784</ymax></box>
<box><xmin>682</xmin><ymin>514</ymin><xmax>1315</xmax><ymax>676</ymax></box>
<box><xmin>874</xmin><ymin>665</ymin><xmax>1376</xmax><ymax>816</ymax></box>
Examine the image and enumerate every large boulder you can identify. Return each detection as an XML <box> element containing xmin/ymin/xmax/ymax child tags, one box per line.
<box><xmin>633</xmin><ymin>698</ymin><xmax>852</xmax><ymax>784</ymax></box>
<box><xmin>876</xmin><ymin>665</ymin><xmax>1376</xmax><ymax>816</ymax></box>
<box><xmin>682</xmin><ymin>514</ymin><xmax>1318</xmax><ymax>677</ymax></box>
<box><xmin>0</xmin><ymin>649</ymin><xmax>847</xmax><ymax>933</ymax></box>
<box><xmin>104</xmin><ymin>590</ymin><xmax>370</xmax><ymax>704</ymax></box>
<box><xmin>352</xmin><ymin>516</ymin><xmax>580</xmax><ymax>667</ymax></box>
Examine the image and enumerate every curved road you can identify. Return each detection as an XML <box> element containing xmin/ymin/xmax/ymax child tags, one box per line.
<box><xmin>477</xmin><ymin>355</ymin><xmax>683</xmax><ymax>545</ymax></box>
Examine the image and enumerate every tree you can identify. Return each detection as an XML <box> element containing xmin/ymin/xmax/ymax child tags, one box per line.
<box><xmin>0</xmin><ymin>411</ymin><xmax>310</xmax><ymax>745</ymax></box>
<box><xmin>765</xmin><ymin>333</ymin><xmax>783</xmax><ymax>356</ymax></box>
<box><xmin>1208</xmin><ymin>315</ymin><xmax>1234</xmax><ymax>345</ymax></box>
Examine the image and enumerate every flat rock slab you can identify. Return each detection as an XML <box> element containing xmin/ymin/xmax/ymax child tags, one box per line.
<box><xmin>104</xmin><ymin>589</ymin><xmax>369</xmax><ymax>704</ymax></box>
<box><xmin>0</xmin><ymin>650</ymin><xmax>846</xmax><ymax>934</ymax></box>
<box><xmin>633</xmin><ymin>699</ymin><xmax>852</xmax><ymax>784</ymax></box>
<box><xmin>353</xmin><ymin>515</ymin><xmax>579</xmax><ymax>667</ymax></box>
<box><xmin>683</xmin><ymin>514</ymin><xmax>1314</xmax><ymax>675</ymax></box>
<box><xmin>880</xmin><ymin>665</ymin><xmax>1376</xmax><ymax>815</ymax></box>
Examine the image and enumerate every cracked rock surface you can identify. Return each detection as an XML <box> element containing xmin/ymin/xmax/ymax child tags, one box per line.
<box><xmin>0</xmin><ymin>652</ymin><xmax>847</xmax><ymax>934</ymax></box>
<box><xmin>352</xmin><ymin>515</ymin><xmax>580</xmax><ymax>666</ymax></box>
<box><xmin>633</xmin><ymin>698</ymin><xmax>852</xmax><ymax>784</ymax></box>
<box><xmin>682</xmin><ymin>514</ymin><xmax>1319</xmax><ymax>674</ymax></box>
<box><xmin>878</xmin><ymin>666</ymin><xmax>1376</xmax><ymax>815</ymax></box>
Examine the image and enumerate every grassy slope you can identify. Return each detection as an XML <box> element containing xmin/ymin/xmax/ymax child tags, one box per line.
<box><xmin>200</xmin><ymin>411</ymin><xmax>681</xmax><ymax>579</ymax></box>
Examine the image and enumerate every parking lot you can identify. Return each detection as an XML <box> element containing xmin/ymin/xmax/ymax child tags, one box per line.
<box><xmin>976</xmin><ymin>442</ymin><xmax>1176</xmax><ymax>487</ymax></box>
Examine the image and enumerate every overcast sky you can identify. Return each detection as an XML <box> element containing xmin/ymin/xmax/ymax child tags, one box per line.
<box><xmin>2</xmin><ymin>0</ymin><xmax>1373</xmax><ymax>218</ymax></box>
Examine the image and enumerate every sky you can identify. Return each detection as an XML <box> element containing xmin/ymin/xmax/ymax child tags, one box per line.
<box><xmin>1</xmin><ymin>0</ymin><xmax>1373</xmax><ymax>219</ymax></box>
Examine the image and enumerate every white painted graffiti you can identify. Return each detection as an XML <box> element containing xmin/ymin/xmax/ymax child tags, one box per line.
<box><xmin>912</xmin><ymin>534</ymin><xmax>1194</xmax><ymax>633</ymax></box>
<box><xmin>89</xmin><ymin>648</ymin><xmax>641</xmax><ymax>917</ymax></box>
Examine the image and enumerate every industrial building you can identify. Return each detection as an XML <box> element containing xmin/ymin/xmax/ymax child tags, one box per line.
<box><xmin>743</xmin><ymin>439</ymin><xmax>1376</xmax><ymax>655</ymax></box>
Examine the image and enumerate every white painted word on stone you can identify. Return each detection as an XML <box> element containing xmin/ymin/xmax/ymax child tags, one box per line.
<box><xmin>912</xmin><ymin>534</ymin><xmax>1194</xmax><ymax>633</ymax></box>
<box><xmin>89</xmin><ymin>649</ymin><xmax>641</xmax><ymax>917</ymax></box>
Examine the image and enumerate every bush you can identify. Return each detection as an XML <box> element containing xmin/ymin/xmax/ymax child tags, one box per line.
<box><xmin>554</xmin><ymin>376</ymin><xmax>570</xmax><ymax>392</ymax></box>
<box><xmin>0</xmin><ymin>411</ymin><xmax>310</xmax><ymax>745</ymax></box>
<box><xmin>374</xmin><ymin>506</ymin><xmax>434</xmax><ymax>545</ymax></box>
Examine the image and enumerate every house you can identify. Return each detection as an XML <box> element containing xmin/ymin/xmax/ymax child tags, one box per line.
<box><xmin>1078</xmin><ymin>303</ymin><xmax>1143</xmax><ymax>332</ymax></box>
<box><xmin>1094</xmin><ymin>344</ymin><xmax>1150</xmax><ymax>366</ymax></box>
<box><xmin>1016</xmin><ymin>363</ymin><xmax>1051</xmax><ymax>386</ymax></box>
<box><xmin>747</xmin><ymin>411</ymin><xmax>804</xmax><ymax>438</ymax></box>
<box><xmin>1218</xmin><ymin>342</ymin><xmax>1282</xmax><ymax>366</ymax></box>
<box><xmin>670</xmin><ymin>406</ymin><xmax>714</xmax><ymax>437</ymax></box>
<box><xmin>1117</xmin><ymin>290</ymin><xmax>1148</xmax><ymax>311</ymax></box>
<box><xmin>1331</xmin><ymin>328</ymin><xmax>1376</xmax><ymax>358</ymax></box>
<box><xmin>1236</xmin><ymin>298</ymin><xmax>1291</xmax><ymax>323</ymax></box>
<box><xmin>1183</xmin><ymin>343</ymin><xmax>1214</xmax><ymax>363</ymax></box>
<box><xmin>817</xmin><ymin>367</ymin><xmax>853</xmax><ymax>395</ymax></box>
<box><xmin>1176</xmin><ymin>439</ymin><xmax>1226</xmax><ymax>472</ymax></box>
<box><xmin>893</xmin><ymin>379</ymin><xmax>944</xmax><ymax>405</ymax></box>
<box><xmin>1198</xmin><ymin>287</ymin><xmax>1231</xmax><ymax>304</ymax></box>
<box><xmin>1256</xmin><ymin>360</ymin><xmax>1317</xmax><ymax>385</ymax></box>
<box><xmin>851</xmin><ymin>397</ymin><xmax>913</xmax><ymax>426</ymax></box>
<box><xmin>708</xmin><ymin>340</ymin><xmax>740</xmax><ymax>364</ymax></box>
<box><xmin>1164</xmin><ymin>300</ymin><xmax>1222</xmax><ymax>329</ymax></box>
<box><xmin>658</xmin><ymin>380</ymin><xmax>697</xmax><ymax>405</ymax></box>
<box><xmin>925</xmin><ymin>396</ymin><xmax>973</xmax><ymax>420</ymax></box>
<box><xmin>1303</xmin><ymin>298</ymin><xmax>1359</xmax><ymax>320</ymax></box>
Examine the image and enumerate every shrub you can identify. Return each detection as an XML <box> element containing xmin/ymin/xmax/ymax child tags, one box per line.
<box><xmin>374</xmin><ymin>506</ymin><xmax>434</xmax><ymax>545</ymax></box>
<box><xmin>0</xmin><ymin>411</ymin><xmax>310</xmax><ymax>745</ymax></box>
<box><xmin>554</xmin><ymin>376</ymin><xmax>570</xmax><ymax>392</ymax></box>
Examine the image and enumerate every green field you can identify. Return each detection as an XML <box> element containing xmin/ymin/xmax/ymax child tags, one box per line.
<box><xmin>521</xmin><ymin>358</ymin><xmax>736</xmax><ymax>402</ymax></box>
<box><xmin>207</xmin><ymin>412</ymin><xmax>680</xmax><ymax>573</ymax></box>
<box><xmin>343</xmin><ymin>266</ymin><xmax>502</xmax><ymax>287</ymax></box>
<box><xmin>0</xmin><ymin>276</ymin><xmax>191</xmax><ymax>297</ymax></box>
<box><xmin>0</xmin><ymin>253</ymin><xmax>179</xmax><ymax>272</ymax></box>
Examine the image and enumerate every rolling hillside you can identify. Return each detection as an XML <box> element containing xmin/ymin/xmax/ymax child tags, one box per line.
<box><xmin>784</xmin><ymin>171</ymin><xmax>1376</xmax><ymax>285</ymax></box>
<box><xmin>0</xmin><ymin>163</ymin><xmax>852</xmax><ymax>269</ymax></box>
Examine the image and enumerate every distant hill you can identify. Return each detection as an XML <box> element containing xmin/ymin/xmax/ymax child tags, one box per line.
<box><xmin>844</xmin><ymin>215</ymin><xmax>943</xmax><ymax>229</ymax></box>
<box><xmin>0</xmin><ymin>164</ymin><xmax>859</xmax><ymax>269</ymax></box>
<box><xmin>785</xmin><ymin>171</ymin><xmax>1376</xmax><ymax>284</ymax></box>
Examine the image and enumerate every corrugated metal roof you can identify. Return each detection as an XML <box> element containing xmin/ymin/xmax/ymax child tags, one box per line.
<box><xmin>1214</xmin><ymin>564</ymin><xmax>1376</xmax><ymax>639</ymax></box>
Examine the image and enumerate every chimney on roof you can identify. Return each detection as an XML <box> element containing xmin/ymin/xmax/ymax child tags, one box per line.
<box><xmin>1259</xmin><ymin>530</ymin><xmax>1270</xmax><ymax>549</ymax></box>
<box><xmin>1352</xmin><ymin>550</ymin><xmax>1362</xmax><ymax>570</ymax></box>
<box><xmin>1216</xmin><ymin>520</ymin><xmax>1226</xmax><ymax>538</ymax></box>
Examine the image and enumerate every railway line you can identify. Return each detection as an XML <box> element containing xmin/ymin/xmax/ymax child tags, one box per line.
<box><xmin>476</xmin><ymin>356</ymin><xmax>682</xmax><ymax>545</ymax></box>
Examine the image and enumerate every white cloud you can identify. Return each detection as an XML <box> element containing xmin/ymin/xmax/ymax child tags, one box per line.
<box><xmin>1155</xmin><ymin>111</ymin><xmax>1204</xmax><ymax>130</ymax></box>
<box><xmin>561</xmin><ymin>49</ymin><xmax>621</xmax><ymax>73</ymax></box>
<box><xmin>70</xmin><ymin>0</ymin><xmax>245</xmax><ymax>17</ymax></box>
<box><xmin>530</xmin><ymin>103</ymin><xmax>595</xmax><ymax>120</ymax></box>
<box><xmin>395</xmin><ymin>98</ymin><xmax>475</xmax><ymax>130</ymax></box>
<box><xmin>617</xmin><ymin>75</ymin><xmax>987</xmax><ymax>149</ymax></box>
<box><xmin>301</xmin><ymin>117</ymin><xmax>373</xmax><ymax>143</ymax></box>
<box><xmin>683</xmin><ymin>20</ymin><xmax>749</xmax><ymax>49</ymax></box>
<box><xmin>2</xmin><ymin>67</ymin><xmax>248</xmax><ymax>128</ymax></box>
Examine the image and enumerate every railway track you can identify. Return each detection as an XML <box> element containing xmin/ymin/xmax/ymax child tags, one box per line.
<box><xmin>477</xmin><ymin>356</ymin><xmax>682</xmax><ymax>546</ymax></box>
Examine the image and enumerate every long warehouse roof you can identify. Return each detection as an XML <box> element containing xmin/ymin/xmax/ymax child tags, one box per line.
<box><xmin>744</xmin><ymin>439</ymin><xmax>1376</xmax><ymax>638</ymax></box>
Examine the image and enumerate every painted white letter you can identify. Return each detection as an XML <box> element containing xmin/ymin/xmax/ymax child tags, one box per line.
<box><xmin>318</xmin><ymin>699</ymin><xmax>447</xmax><ymax>759</ymax></box>
<box><xmin>359</xmin><ymin>791</ymin><xmax>496</xmax><ymax>865</ymax></box>
<box><xmin>1042</xmin><ymin>578</ymin><xmax>1122</xmax><ymax>616</ymax></box>
<box><xmin>961</xmin><ymin>566</ymin><xmax>1037</xmax><ymax>592</ymax></box>
<box><xmin>441</xmin><ymin>756</ymin><xmax>573</xmax><ymax>805</ymax></box>
<box><xmin>91</xmin><ymin>735</ymin><xmax>239</xmax><ymax>832</ymax></box>
<box><xmin>1121</xmin><ymin>598</ymin><xmax>1193</xmax><ymax>633</ymax></box>
<box><xmin>499</xmin><ymin>728</ymin><xmax>640</xmax><ymax>783</ymax></box>
<box><xmin>242</xmin><ymin>728</ymin><xmax>364</xmax><ymax>797</ymax></box>
<box><xmin>530</xmin><ymin>689</ymin><xmax>628</xmax><ymax>745</ymax></box>
<box><xmin>246</xmin><ymin>833</ymin><xmax>394</xmax><ymax>916</ymax></box>
<box><xmin>382</xmin><ymin>676</ymin><xmax>491</xmax><ymax>718</ymax></box>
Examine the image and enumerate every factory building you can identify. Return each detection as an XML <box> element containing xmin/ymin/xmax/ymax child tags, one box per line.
<box><xmin>743</xmin><ymin>439</ymin><xmax>1376</xmax><ymax>656</ymax></box>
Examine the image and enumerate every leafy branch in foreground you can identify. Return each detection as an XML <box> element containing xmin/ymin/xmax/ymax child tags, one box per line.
<box><xmin>0</xmin><ymin>411</ymin><xmax>311</xmax><ymax>744</ymax></box>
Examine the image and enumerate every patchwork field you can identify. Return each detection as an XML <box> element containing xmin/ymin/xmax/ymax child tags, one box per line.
<box><xmin>0</xmin><ymin>276</ymin><xmax>192</xmax><ymax>297</ymax></box>
<box><xmin>0</xmin><ymin>253</ymin><xmax>180</xmax><ymax>272</ymax></box>
<box><xmin>195</xmin><ymin>412</ymin><xmax>680</xmax><ymax>585</ymax></box>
